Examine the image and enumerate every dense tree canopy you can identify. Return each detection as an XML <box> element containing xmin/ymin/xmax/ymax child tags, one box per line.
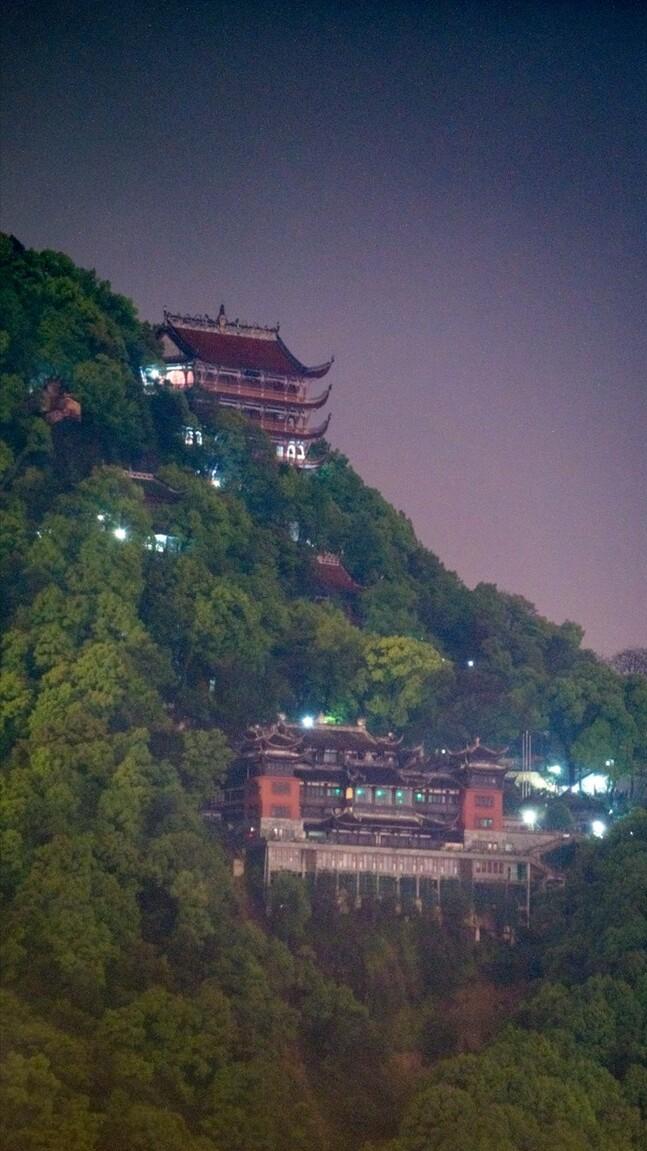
<box><xmin>1</xmin><ymin>236</ymin><xmax>645</xmax><ymax>1150</ymax></box>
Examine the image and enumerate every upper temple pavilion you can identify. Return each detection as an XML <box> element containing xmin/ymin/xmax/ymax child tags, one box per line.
<box><xmin>156</xmin><ymin>305</ymin><xmax>333</xmax><ymax>467</ymax></box>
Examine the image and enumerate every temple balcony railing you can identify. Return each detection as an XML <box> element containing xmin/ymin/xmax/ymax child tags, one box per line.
<box><xmin>310</xmin><ymin>829</ymin><xmax>457</xmax><ymax>851</ymax></box>
<box><xmin>195</xmin><ymin>366</ymin><xmax>306</xmax><ymax>400</ymax></box>
<box><xmin>351</xmin><ymin>795</ymin><xmax>460</xmax><ymax>816</ymax></box>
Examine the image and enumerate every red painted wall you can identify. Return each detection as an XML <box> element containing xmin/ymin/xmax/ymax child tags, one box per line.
<box><xmin>245</xmin><ymin>776</ymin><xmax>301</xmax><ymax>821</ymax></box>
<box><xmin>460</xmin><ymin>787</ymin><xmax>503</xmax><ymax>832</ymax></box>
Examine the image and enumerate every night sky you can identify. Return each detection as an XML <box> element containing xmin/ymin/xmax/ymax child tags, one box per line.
<box><xmin>2</xmin><ymin>1</ymin><xmax>646</xmax><ymax>656</ymax></box>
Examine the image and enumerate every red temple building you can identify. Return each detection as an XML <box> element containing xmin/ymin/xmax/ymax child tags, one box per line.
<box><xmin>218</xmin><ymin>720</ymin><xmax>506</xmax><ymax>846</ymax></box>
<box><xmin>155</xmin><ymin>306</ymin><xmax>333</xmax><ymax>467</ymax></box>
<box><xmin>210</xmin><ymin>719</ymin><xmax>564</xmax><ymax>919</ymax></box>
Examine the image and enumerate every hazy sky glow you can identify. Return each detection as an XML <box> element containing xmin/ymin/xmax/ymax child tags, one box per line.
<box><xmin>2</xmin><ymin>0</ymin><xmax>645</xmax><ymax>654</ymax></box>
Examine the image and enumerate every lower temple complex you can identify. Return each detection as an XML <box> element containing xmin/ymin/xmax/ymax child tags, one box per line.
<box><xmin>211</xmin><ymin>719</ymin><xmax>566</xmax><ymax>923</ymax></box>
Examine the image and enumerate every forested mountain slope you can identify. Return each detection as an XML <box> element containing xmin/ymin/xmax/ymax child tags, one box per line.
<box><xmin>388</xmin><ymin>810</ymin><xmax>647</xmax><ymax>1151</ymax></box>
<box><xmin>0</xmin><ymin>235</ymin><xmax>645</xmax><ymax>1150</ymax></box>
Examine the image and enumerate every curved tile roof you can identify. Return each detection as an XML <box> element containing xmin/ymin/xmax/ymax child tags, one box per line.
<box><xmin>163</xmin><ymin>311</ymin><xmax>332</xmax><ymax>379</ymax></box>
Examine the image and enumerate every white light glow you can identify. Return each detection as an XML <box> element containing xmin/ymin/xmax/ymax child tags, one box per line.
<box><xmin>547</xmin><ymin>765</ymin><xmax>562</xmax><ymax>775</ymax></box>
<box><xmin>521</xmin><ymin>808</ymin><xmax>538</xmax><ymax>829</ymax></box>
<box><xmin>581</xmin><ymin>773</ymin><xmax>609</xmax><ymax>796</ymax></box>
<box><xmin>301</xmin><ymin>715</ymin><xmax>315</xmax><ymax>729</ymax></box>
<box><xmin>96</xmin><ymin>513</ymin><xmax>106</xmax><ymax>522</ymax></box>
<box><xmin>113</xmin><ymin>527</ymin><xmax>127</xmax><ymax>541</ymax></box>
<box><xmin>467</xmin><ymin>659</ymin><xmax>475</xmax><ymax>668</ymax></box>
<box><xmin>591</xmin><ymin>820</ymin><xmax>606</xmax><ymax>838</ymax></box>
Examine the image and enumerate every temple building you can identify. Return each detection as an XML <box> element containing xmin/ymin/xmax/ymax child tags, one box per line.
<box><xmin>154</xmin><ymin>306</ymin><xmax>333</xmax><ymax>467</ymax></box>
<box><xmin>218</xmin><ymin>720</ymin><xmax>505</xmax><ymax>845</ymax></box>
<box><xmin>211</xmin><ymin>719</ymin><xmax>564</xmax><ymax>917</ymax></box>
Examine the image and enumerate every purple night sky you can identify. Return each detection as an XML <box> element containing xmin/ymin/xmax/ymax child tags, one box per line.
<box><xmin>2</xmin><ymin>1</ymin><xmax>645</xmax><ymax>655</ymax></box>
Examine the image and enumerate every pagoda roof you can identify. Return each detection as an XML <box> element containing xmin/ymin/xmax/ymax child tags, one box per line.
<box><xmin>240</xmin><ymin>724</ymin><xmax>303</xmax><ymax>756</ymax></box>
<box><xmin>253</xmin><ymin>412</ymin><xmax>331</xmax><ymax>441</ymax></box>
<box><xmin>299</xmin><ymin>451</ymin><xmax>329</xmax><ymax>471</ymax></box>
<box><xmin>163</xmin><ymin>308</ymin><xmax>333</xmax><ymax>380</ymax></box>
<box><xmin>285</xmin><ymin>720</ymin><xmax>401</xmax><ymax>754</ymax></box>
<box><xmin>447</xmin><ymin>737</ymin><xmax>508</xmax><ymax>765</ymax></box>
<box><xmin>313</xmin><ymin>553</ymin><xmax>361</xmax><ymax>593</ymax></box>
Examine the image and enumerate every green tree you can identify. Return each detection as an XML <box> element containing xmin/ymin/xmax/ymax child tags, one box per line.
<box><xmin>358</xmin><ymin>634</ymin><xmax>447</xmax><ymax>731</ymax></box>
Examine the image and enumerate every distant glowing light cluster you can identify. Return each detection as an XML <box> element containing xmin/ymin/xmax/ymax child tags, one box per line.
<box><xmin>95</xmin><ymin>512</ymin><xmax>130</xmax><ymax>542</ymax></box>
<box><xmin>580</xmin><ymin>773</ymin><xmax>609</xmax><ymax>796</ymax></box>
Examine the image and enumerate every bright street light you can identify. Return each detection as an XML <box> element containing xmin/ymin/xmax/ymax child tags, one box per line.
<box><xmin>301</xmin><ymin>715</ymin><xmax>315</xmax><ymax>729</ymax></box>
<box><xmin>591</xmin><ymin>820</ymin><xmax>606</xmax><ymax>838</ymax></box>
<box><xmin>113</xmin><ymin>527</ymin><xmax>127</xmax><ymax>541</ymax></box>
<box><xmin>521</xmin><ymin>808</ymin><xmax>538</xmax><ymax>830</ymax></box>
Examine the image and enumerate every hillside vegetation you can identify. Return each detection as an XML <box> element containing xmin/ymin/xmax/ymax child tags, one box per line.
<box><xmin>1</xmin><ymin>235</ymin><xmax>645</xmax><ymax>1150</ymax></box>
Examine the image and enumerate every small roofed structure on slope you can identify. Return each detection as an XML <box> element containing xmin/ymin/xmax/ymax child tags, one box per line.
<box><xmin>312</xmin><ymin>552</ymin><xmax>361</xmax><ymax>595</ymax></box>
<box><xmin>152</xmin><ymin>305</ymin><xmax>333</xmax><ymax>468</ymax></box>
<box><xmin>40</xmin><ymin>378</ymin><xmax>81</xmax><ymax>424</ymax></box>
